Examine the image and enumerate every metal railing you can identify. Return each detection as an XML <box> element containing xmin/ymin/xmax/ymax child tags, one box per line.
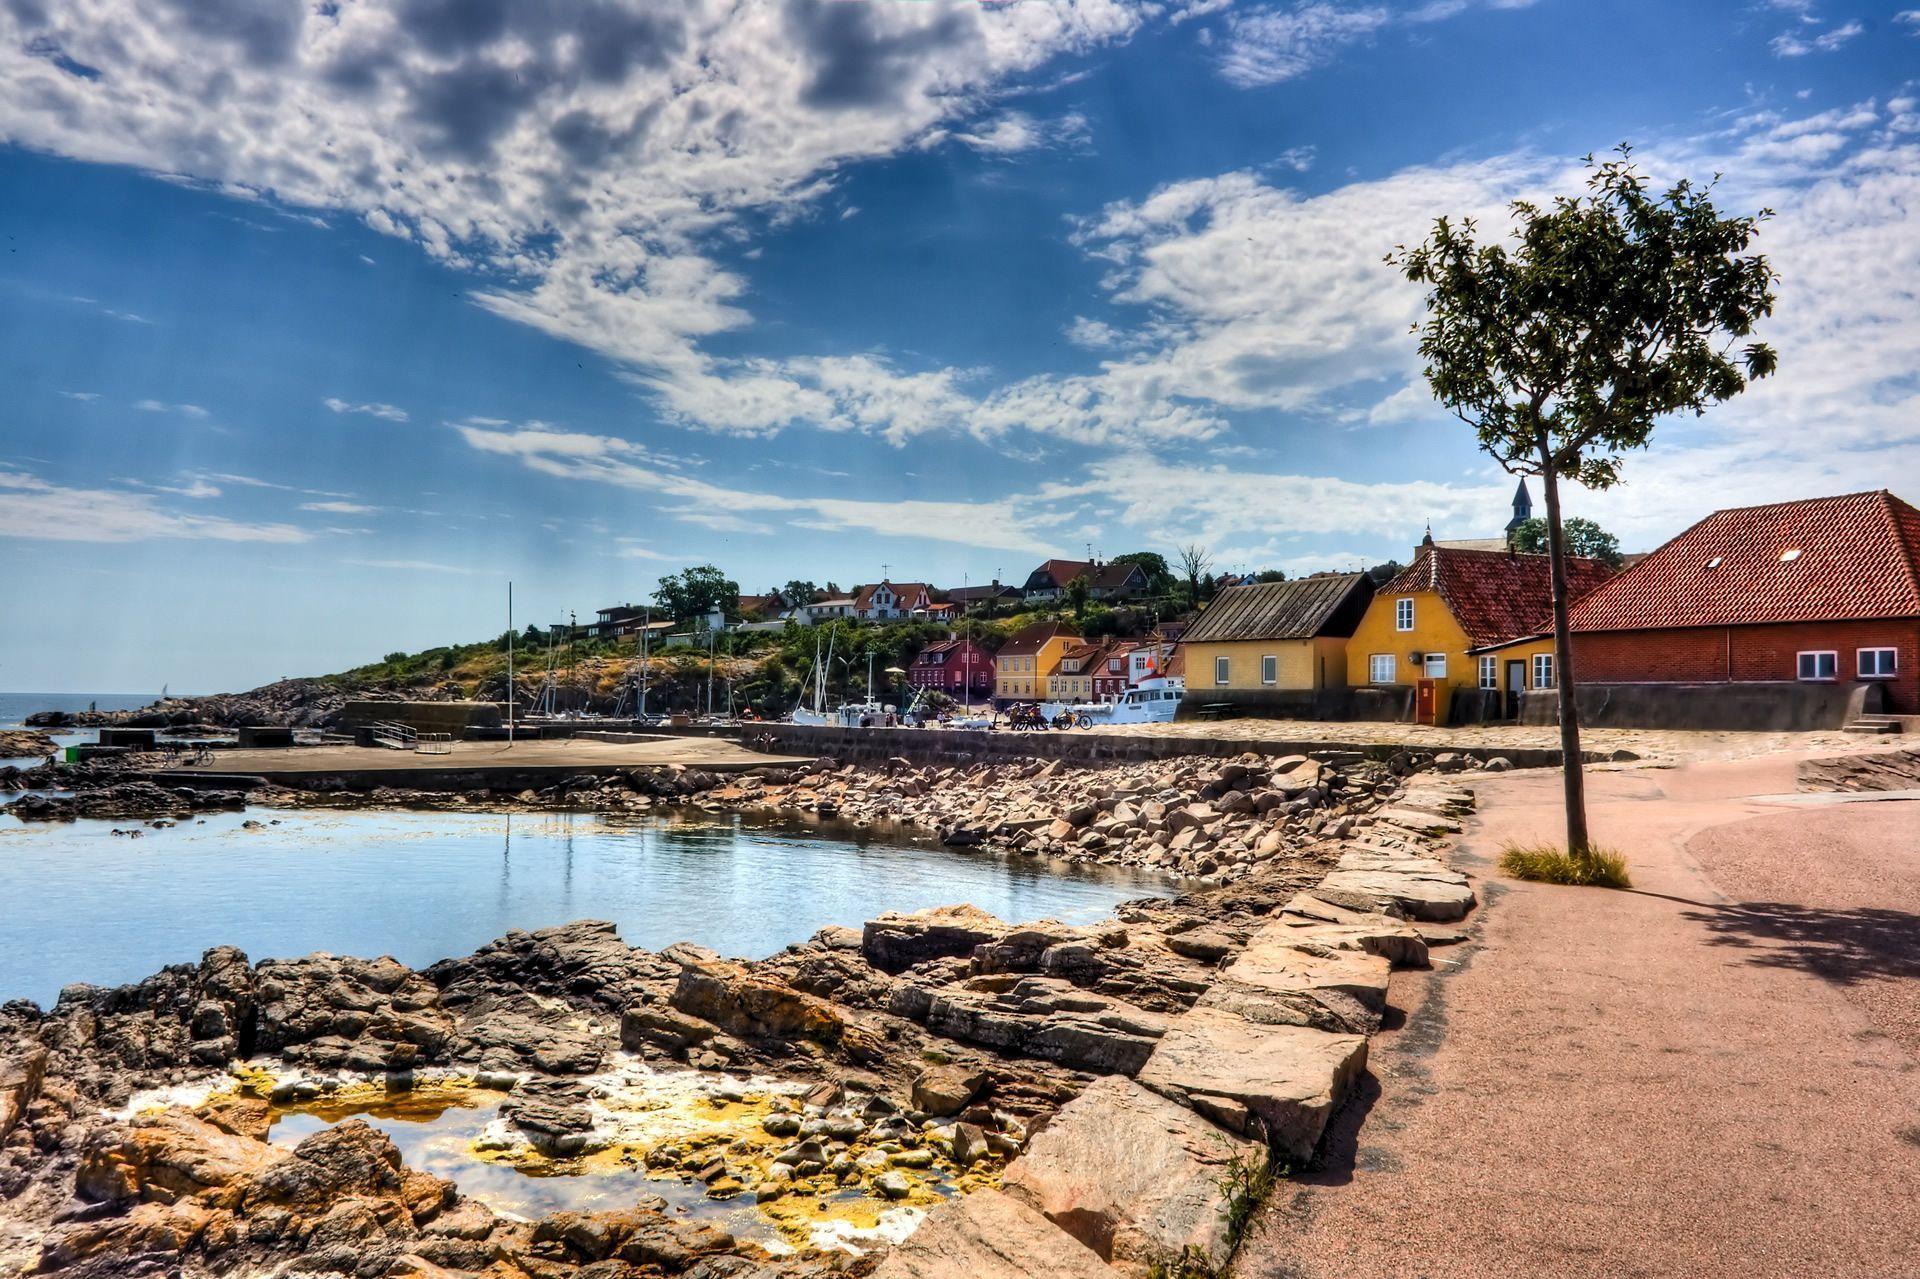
<box><xmin>416</xmin><ymin>732</ymin><xmax>454</xmax><ymax>755</ymax></box>
<box><xmin>369</xmin><ymin>721</ymin><xmax>418</xmax><ymax>750</ymax></box>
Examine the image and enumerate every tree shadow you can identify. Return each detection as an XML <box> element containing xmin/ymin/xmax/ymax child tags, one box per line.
<box><xmin>1679</xmin><ymin>899</ymin><xmax>1920</xmax><ymax>987</ymax></box>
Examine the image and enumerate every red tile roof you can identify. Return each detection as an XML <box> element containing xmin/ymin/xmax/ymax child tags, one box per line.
<box><xmin>997</xmin><ymin>621</ymin><xmax>1080</xmax><ymax>657</ymax></box>
<box><xmin>1569</xmin><ymin>490</ymin><xmax>1920</xmax><ymax>632</ymax></box>
<box><xmin>1383</xmin><ymin>545</ymin><xmax>1616</xmax><ymax>649</ymax></box>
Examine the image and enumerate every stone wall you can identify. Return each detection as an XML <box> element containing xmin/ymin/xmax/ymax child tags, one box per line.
<box><xmin>1517</xmin><ymin>679</ymin><xmax>1876</xmax><ymax>731</ymax></box>
<box><xmin>338</xmin><ymin>700</ymin><xmax>503</xmax><ymax>737</ymax></box>
<box><xmin>750</xmin><ymin>722</ymin><xmax>1584</xmax><ymax>769</ymax></box>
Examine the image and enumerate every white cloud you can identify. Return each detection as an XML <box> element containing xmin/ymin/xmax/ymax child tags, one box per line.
<box><xmin>346</xmin><ymin>559</ymin><xmax>475</xmax><ymax>574</ymax></box>
<box><xmin>0</xmin><ymin>469</ymin><xmax>310</xmax><ymax>544</ymax></box>
<box><xmin>1770</xmin><ymin>19</ymin><xmax>1864</xmax><ymax>56</ymax></box>
<box><xmin>454</xmin><ymin>421</ymin><xmax>1067</xmax><ymax>553</ymax></box>
<box><xmin>59</xmin><ymin>390</ymin><xmax>100</xmax><ymax>401</ymax></box>
<box><xmin>300</xmin><ymin>500</ymin><xmax>380</xmax><ymax>515</ymax></box>
<box><xmin>323</xmin><ymin>397</ymin><xmax>410</xmax><ymax>422</ymax></box>
<box><xmin>0</xmin><ymin>0</ymin><xmax>1159</xmax><ymax>445</ymax></box>
<box><xmin>134</xmin><ymin>399</ymin><xmax>210</xmax><ymax>418</ymax></box>
<box><xmin>1217</xmin><ymin>3</ymin><xmax>1388</xmax><ymax>87</ymax></box>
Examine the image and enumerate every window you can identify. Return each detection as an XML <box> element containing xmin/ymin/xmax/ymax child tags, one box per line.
<box><xmin>1479</xmin><ymin>656</ymin><xmax>1498</xmax><ymax>690</ymax></box>
<box><xmin>1859</xmin><ymin>648</ymin><xmax>1898</xmax><ymax>679</ymax></box>
<box><xmin>1532</xmin><ymin>653</ymin><xmax>1555</xmax><ymax>689</ymax></box>
<box><xmin>1369</xmin><ymin>654</ymin><xmax>1397</xmax><ymax>684</ymax></box>
<box><xmin>1214</xmin><ymin>655</ymin><xmax>1231</xmax><ymax>686</ymax></box>
<box><xmin>1260</xmin><ymin>654</ymin><xmax>1278</xmax><ymax>685</ymax></box>
<box><xmin>1395</xmin><ymin>598</ymin><xmax>1415</xmax><ymax>631</ymax></box>
<box><xmin>1797</xmin><ymin>650</ymin><xmax>1838</xmax><ymax>681</ymax></box>
<box><xmin>1423</xmin><ymin>653</ymin><xmax>1447</xmax><ymax>679</ymax></box>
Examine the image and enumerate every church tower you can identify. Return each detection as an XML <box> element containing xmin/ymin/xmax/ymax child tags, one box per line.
<box><xmin>1506</xmin><ymin>479</ymin><xmax>1533</xmax><ymax>540</ymax></box>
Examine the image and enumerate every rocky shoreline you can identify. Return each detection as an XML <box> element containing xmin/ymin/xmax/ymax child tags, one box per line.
<box><xmin>2</xmin><ymin>745</ymin><xmax>1480</xmax><ymax>1277</ymax></box>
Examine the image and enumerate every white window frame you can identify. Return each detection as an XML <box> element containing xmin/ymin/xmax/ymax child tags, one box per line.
<box><xmin>1369</xmin><ymin>654</ymin><xmax>1397</xmax><ymax>684</ymax></box>
<box><xmin>1423</xmin><ymin>653</ymin><xmax>1447</xmax><ymax>680</ymax></box>
<box><xmin>1214</xmin><ymin>655</ymin><xmax>1231</xmax><ymax>686</ymax></box>
<box><xmin>1532</xmin><ymin>653</ymin><xmax>1555</xmax><ymax>689</ymax></box>
<box><xmin>1260</xmin><ymin>654</ymin><xmax>1278</xmax><ymax>685</ymax></box>
<box><xmin>1478</xmin><ymin>655</ymin><xmax>1498</xmax><ymax>690</ymax></box>
<box><xmin>1395</xmin><ymin>598</ymin><xmax>1415</xmax><ymax>632</ymax></box>
<box><xmin>1797</xmin><ymin>650</ymin><xmax>1838</xmax><ymax>682</ymax></box>
<box><xmin>1858</xmin><ymin>647</ymin><xmax>1898</xmax><ymax>679</ymax></box>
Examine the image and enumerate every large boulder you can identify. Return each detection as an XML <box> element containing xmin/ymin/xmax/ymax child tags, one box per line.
<box><xmin>669</xmin><ymin>954</ymin><xmax>851</xmax><ymax>1051</ymax></box>
<box><xmin>1315</xmin><ymin>865</ymin><xmax>1475</xmax><ymax>922</ymax></box>
<box><xmin>911</xmin><ymin>1064</ymin><xmax>987</xmax><ymax>1117</ymax></box>
<box><xmin>1136</xmin><ymin>1009</ymin><xmax>1368</xmax><ymax>1161</ymax></box>
<box><xmin>78</xmin><ymin>1109</ymin><xmax>286</xmax><ymax>1209</ymax></box>
<box><xmin>0</xmin><ymin>1044</ymin><xmax>47</xmax><ymax>1141</ymax></box>
<box><xmin>898</xmin><ymin>976</ymin><xmax>1168</xmax><ymax>1076</ymax></box>
<box><xmin>1197</xmin><ymin>936</ymin><xmax>1391</xmax><ymax>1036</ymax></box>
<box><xmin>862</xmin><ymin>905</ymin><xmax>1009</xmax><ymax>974</ymax></box>
<box><xmin>871</xmin><ymin>1188</ymin><xmax>1114</xmax><ymax>1279</ymax></box>
<box><xmin>1003</xmin><ymin>1075</ymin><xmax>1262</xmax><ymax>1274</ymax></box>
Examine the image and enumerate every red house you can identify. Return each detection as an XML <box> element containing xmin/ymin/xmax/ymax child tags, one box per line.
<box><xmin>908</xmin><ymin>638</ymin><xmax>995</xmax><ymax>699</ymax></box>
<box><xmin>1090</xmin><ymin>642</ymin><xmax>1137</xmax><ymax>700</ymax></box>
<box><xmin>1496</xmin><ymin>490</ymin><xmax>1920</xmax><ymax>726</ymax></box>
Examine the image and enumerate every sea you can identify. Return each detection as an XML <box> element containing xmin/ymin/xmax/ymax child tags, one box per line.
<box><xmin>0</xmin><ymin>691</ymin><xmax>162</xmax><ymax>729</ymax></box>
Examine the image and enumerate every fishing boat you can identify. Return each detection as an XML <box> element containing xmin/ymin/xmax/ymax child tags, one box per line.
<box><xmin>1039</xmin><ymin>678</ymin><xmax>1184</xmax><ymax>726</ymax></box>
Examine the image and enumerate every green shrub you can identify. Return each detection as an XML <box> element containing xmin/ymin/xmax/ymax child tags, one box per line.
<box><xmin>1499</xmin><ymin>843</ymin><xmax>1632</xmax><ymax>888</ymax></box>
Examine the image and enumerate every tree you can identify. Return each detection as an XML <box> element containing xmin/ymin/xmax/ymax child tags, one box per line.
<box><xmin>1065</xmin><ymin>573</ymin><xmax>1092</xmax><ymax>619</ymax></box>
<box><xmin>1510</xmin><ymin>516</ymin><xmax>1622</xmax><ymax>567</ymax></box>
<box><xmin>653</xmin><ymin>565</ymin><xmax>741</xmax><ymax>623</ymax></box>
<box><xmin>1252</xmin><ymin>568</ymin><xmax>1289</xmax><ymax>583</ymax></box>
<box><xmin>781</xmin><ymin>580</ymin><xmax>821</xmax><ymax>607</ymax></box>
<box><xmin>1111</xmin><ymin>551</ymin><xmax>1177</xmax><ymax>599</ymax></box>
<box><xmin>1175</xmin><ymin>543</ymin><xmax>1213</xmax><ymax>611</ymax></box>
<box><xmin>1389</xmin><ymin>145</ymin><xmax>1775</xmax><ymax>855</ymax></box>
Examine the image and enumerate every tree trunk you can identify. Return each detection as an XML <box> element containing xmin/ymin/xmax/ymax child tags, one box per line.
<box><xmin>1537</xmin><ymin>443</ymin><xmax>1591</xmax><ymax>855</ymax></box>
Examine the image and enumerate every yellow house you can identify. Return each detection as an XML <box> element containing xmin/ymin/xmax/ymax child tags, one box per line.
<box><xmin>1345</xmin><ymin>541</ymin><xmax>1616</xmax><ymax>723</ymax></box>
<box><xmin>1181</xmin><ymin>574</ymin><xmax>1374</xmax><ymax>715</ymax></box>
<box><xmin>994</xmin><ymin>621</ymin><xmax>1080</xmax><ymax>705</ymax></box>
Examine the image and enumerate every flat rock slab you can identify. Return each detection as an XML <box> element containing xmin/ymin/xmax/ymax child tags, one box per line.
<box><xmin>1372</xmin><ymin>806</ymin><xmax>1465</xmax><ymax>834</ymax></box>
<box><xmin>1334</xmin><ymin>851</ymin><xmax>1464</xmax><ymax>878</ymax></box>
<box><xmin>1137</xmin><ymin>1008</ymin><xmax>1368</xmax><ymax>1162</ymax></box>
<box><xmin>1316</xmin><ymin>869</ymin><xmax>1476</xmax><ymax>922</ymax></box>
<box><xmin>1198</xmin><ymin>937</ymin><xmax>1391</xmax><ymax>1035</ymax></box>
<box><xmin>1003</xmin><ymin>1075</ymin><xmax>1261</xmax><ymax>1274</ymax></box>
<box><xmin>871</xmin><ymin>1188</ymin><xmax>1116</xmax><ymax>1279</ymax></box>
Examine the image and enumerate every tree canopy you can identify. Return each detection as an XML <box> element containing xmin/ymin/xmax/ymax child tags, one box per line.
<box><xmin>1511</xmin><ymin>516</ymin><xmax>1622</xmax><ymax>566</ymax></box>
<box><xmin>653</xmin><ymin>564</ymin><xmax>740</xmax><ymax>622</ymax></box>
<box><xmin>1387</xmin><ymin>145</ymin><xmax>1776</xmax><ymax>489</ymax></box>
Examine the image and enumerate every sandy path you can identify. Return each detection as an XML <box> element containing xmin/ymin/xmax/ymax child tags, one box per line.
<box><xmin>1241</xmin><ymin>756</ymin><xmax>1920</xmax><ymax>1279</ymax></box>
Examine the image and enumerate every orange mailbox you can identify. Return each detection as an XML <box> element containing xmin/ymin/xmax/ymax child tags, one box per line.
<box><xmin>1415</xmin><ymin>677</ymin><xmax>1438</xmax><ymax>726</ymax></box>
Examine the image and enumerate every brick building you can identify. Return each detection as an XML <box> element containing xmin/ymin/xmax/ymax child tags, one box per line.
<box><xmin>1478</xmin><ymin>489</ymin><xmax>1920</xmax><ymax>725</ymax></box>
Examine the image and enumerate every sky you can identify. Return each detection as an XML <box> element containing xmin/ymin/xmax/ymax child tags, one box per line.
<box><xmin>2</xmin><ymin>0</ymin><xmax>1917</xmax><ymax>692</ymax></box>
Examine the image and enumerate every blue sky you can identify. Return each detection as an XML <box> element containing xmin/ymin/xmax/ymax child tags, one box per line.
<box><xmin>2</xmin><ymin>0</ymin><xmax>1917</xmax><ymax>691</ymax></box>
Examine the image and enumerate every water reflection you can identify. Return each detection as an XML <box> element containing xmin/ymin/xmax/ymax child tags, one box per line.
<box><xmin>0</xmin><ymin>806</ymin><xmax>1172</xmax><ymax>1007</ymax></box>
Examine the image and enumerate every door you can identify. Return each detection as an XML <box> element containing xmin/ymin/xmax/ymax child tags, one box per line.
<box><xmin>1415</xmin><ymin>678</ymin><xmax>1437</xmax><ymax>726</ymax></box>
<box><xmin>1505</xmin><ymin>660</ymin><xmax>1526</xmax><ymax>719</ymax></box>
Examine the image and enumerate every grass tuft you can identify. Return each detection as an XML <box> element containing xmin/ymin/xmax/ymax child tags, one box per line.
<box><xmin>1499</xmin><ymin>843</ymin><xmax>1632</xmax><ymax>889</ymax></box>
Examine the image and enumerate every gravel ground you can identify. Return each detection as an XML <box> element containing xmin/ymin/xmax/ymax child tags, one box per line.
<box><xmin>1242</xmin><ymin>753</ymin><xmax>1920</xmax><ymax>1279</ymax></box>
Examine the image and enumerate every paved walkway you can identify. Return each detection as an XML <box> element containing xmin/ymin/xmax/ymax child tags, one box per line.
<box><xmin>154</xmin><ymin>736</ymin><xmax>792</xmax><ymax>780</ymax></box>
<box><xmin>1244</xmin><ymin>754</ymin><xmax>1920</xmax><ymax>1279</ymax></box>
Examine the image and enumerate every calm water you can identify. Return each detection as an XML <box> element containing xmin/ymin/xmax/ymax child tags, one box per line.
<box><xmin>0</xmin><ymin>692</ymin><xmax>159</xmax><ymax>729</ymax></box>
<box><xmin>0</xmin><ymin>807</ymin><xmax>1172</xmax><ymax>1007</ymax></box>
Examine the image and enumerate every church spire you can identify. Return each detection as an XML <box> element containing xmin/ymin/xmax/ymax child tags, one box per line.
<box><xmin>1506</xmin><ymin>479</ymin><xmax>1533</xmax><ymax>534</ymax></box>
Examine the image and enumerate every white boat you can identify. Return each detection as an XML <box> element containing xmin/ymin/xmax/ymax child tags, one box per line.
<box><xmin>1040</xmin><ymin>680</ymin><xmax>1184</xmax><ymax>726</ymax></box>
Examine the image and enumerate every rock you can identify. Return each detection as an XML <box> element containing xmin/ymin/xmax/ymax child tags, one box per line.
<box><xmin>912</xmin><ymin>1064</ymin><xmax>986</xmax><ymax>1117</ymax></box>
<box><xmin>78</xmin><ymin>1109</ymin><xmax>287</xmax><ymax>1209</ymax></box>
<box><xmin>872</xmin><ymin>1169</ymin><xmax>912</xmax><ymax>1199</ymax></box>
<box><xmin>1316</xmin><ymin>867</ymin><xmax>1476</xmax><ymax>922</ymax></box>
<box><xmin>0</xmin><ymin>1045</ymin><xmax>48</xmax><ymax>1142</ymax></box>
<box><xmin>951</xmin><ymin>1122</ymin><xmax>990</xmax><ymax>1167</ymax></box>
<box><xmin>1002</xmin><ymin>1075</ymin><xmax>1263</xmax><ymax>1272</ymax></box>
<box><xmin>670</xmin><ymin>954</ymin><xmax>851</xmax><ymax>1049</ymax></box>
<box><xmin>1136</xmin><ymin>1008</ymin><xmax>1368</xmax><ymax>1161</ymax></box>
<box><xmin>40</xmin><ymin>1199</ymin><xmax>213</xmax><ymax>1269</ymax></box>
<box><xmin>620</xmin><ymin>1004</ymin><xmax>718</xmax><ymax>1054</ymax></box>
<box><xmin>871</xmin><ymin>1188</ymin><xmax>1114</xmax><ymax>1279</ymax></box>
<box><xmin>862</xmin><ymin>905</ymin><xmax>1009</xmax><ymax>974</ymax></box>
<box><xmin>1165</xmin><ymin>928</ymin><xmax>1234</xmax><ymax>964</ymax></box>
<box><xmin>902</xmin><ymin>977</ymin><xmax>1168</xmax><ymax>1076</ymax></box>
<box><xmin>1198</xmin><ymin>934</ymin><xmax>1392</xmax><ymax>1035</ymax></box>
